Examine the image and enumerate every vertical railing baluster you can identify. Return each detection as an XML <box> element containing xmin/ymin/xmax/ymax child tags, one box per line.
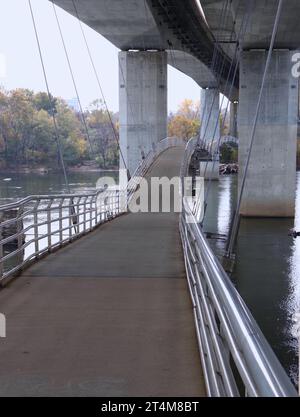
<box><xmin>47</xmin><ymin>200</ymin><xmax>52</xmax><ymax>251</ymax></box>
<box><xmin>89</xmin><ymin>197</ymin><xmax>93</xmax><ymax>230</ymax></box>
<box><xmin>0</xmin><ymin>223</ymin><xmax>3</xmax><ymax>280</ymax></box>
<box><xmin>16</xmin><ymin>205</ymin><xmax>24</xmax><ymax>269</ymax></box>
<box><xmin>76</xmin><ymin>197</ymin><xmax>81</xmax><ymax>235</ymax></box>
<box><xmin>34</xmin><ymin>200</ymin><xmax>39</xmax><ymax>257</ymax></box>
<box><xmin>59</xmin><ymin>198</ymin><xmax>63</xmax><ymax>246</ymax></box>
<box><xmin>83</xmin><ymin>197</ymin><xmax>87</xmax><ymax>233</ymax></box>
<box><xmin>68</xmin><ymin>198</ymin><xmax>72</xmax><ymax>241</ymax></box>
<box><xmin>95</xmin><ymin>194</ymin><xmax>98</xmax><ymax>226</ymax></box>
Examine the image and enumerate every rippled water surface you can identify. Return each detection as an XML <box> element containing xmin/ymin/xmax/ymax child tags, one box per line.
<box><xmin>203</xmin><ymin>173</ymin><xmax>300</xmax><ymax>385</ymax></box>
<box><xmin>0</xmin><ymin>171</ymin><xmax>118</xmax><ymax>204</ymax></box>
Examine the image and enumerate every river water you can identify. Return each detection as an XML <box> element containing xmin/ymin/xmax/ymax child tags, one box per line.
<box><xmin>0</xmin><ymin>170</ymin><xmax>299</xmax><ymax>385</ymax></box>
<box><xmin>203</xmin><ymin>173</ymin><xmax>300</xmax><ymax>386</ymax></box>
<box><xmin>0</xmin><ymin>171</ymin><xmax>118</xmax><ymax>203</ymax></box>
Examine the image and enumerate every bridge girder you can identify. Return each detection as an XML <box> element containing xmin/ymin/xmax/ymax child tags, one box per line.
<box><xmin>51</xmin><ymin>0</ymin><xmax>238</xmax><ymax>100</ymax></box>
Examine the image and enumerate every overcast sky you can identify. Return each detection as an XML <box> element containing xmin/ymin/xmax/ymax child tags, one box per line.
<box><xmin>0</xmin><ymin>0</ymin><xmax>201</xmax><ymax>113</ymax></box>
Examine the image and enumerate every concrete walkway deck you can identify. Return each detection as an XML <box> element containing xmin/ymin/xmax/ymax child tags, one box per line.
<box><xmin>0</xmin><ymin>147</ymin><xmax>206</xmax><ymax>397</ymax></box>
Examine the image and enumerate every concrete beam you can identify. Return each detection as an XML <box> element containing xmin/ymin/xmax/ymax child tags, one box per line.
<box><xmin>52</xmin><ymin>1</ymin><xmax>238</xmax><ymax>99</ymax></box>
<box><xmin>119</xmin><ymin>51</ymin><xmax>167</xmax><ymax>175</ymax></box>
<box><xmin>238</xmin><ymin>50</ymin><xmax>298</xmax><ymax>217</ymax></box>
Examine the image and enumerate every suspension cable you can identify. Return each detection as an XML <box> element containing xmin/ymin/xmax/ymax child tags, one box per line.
<box><xmin>70</xmin><ymin>0</ymin><xmax>129</xmax><ymax>177</ymax></box>
<box><xmin>163</xmin><ymin>0</ymin><xmax>236</xmax><ymax>221</ymax></box>
<box><xmin>197</xmin><ymin>0</ymin><xmax>232</xmax><ymax>149</ymax></box>
<box><xmin>191</xmin><ymin>0</ymin><xmax>246</xmax><ymax>218</ymax></box>
<box><xmin>226</xmin><ymin>0</ymin><xmax>284</xmax><ymax>256</ymax></box>
<box><xmin>202</xmin><ymin>0</ymin><xmax>253</xmax><ymax>215</ymax></box>
<box><xmin>51</xmin><ymin>1</ymin><xmax>95</xmax><ymax>157</ymax></box>
<box><xmin>28</xmin><ymin>0</ymin><xmax>70</xmax><ymax>192</ymax></box>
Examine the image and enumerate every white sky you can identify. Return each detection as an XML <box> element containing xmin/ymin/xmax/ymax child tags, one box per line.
<box><xmin>0</xmin><ymin>0</ymin><xmax>201</xmax><ymax>113</ymax></box>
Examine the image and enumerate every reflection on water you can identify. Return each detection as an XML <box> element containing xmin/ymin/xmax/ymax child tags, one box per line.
<box><xmin>203</xmin><ymin>173</ymin><xmax>300</xmax><ymax>386</ymax></box>
<box><xmin>286</xmin><ymin>174</ymin><xmax>300</xmax><ymax>382</ymax></box>
<box><xmin>0</xmin><ymin>171</ymin><xmax>118</xmax><ymax>203</ymax></box>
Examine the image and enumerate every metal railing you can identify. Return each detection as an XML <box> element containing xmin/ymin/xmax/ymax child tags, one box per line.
<box><xmin>1</xmin><ymin>135</ymin><xmax>292</xmax><ymax>396</ymax></box>
<box><xmin>180</xmin><ymin>138</ymin><xmax>298</xmax><ymax>397</ymax></box>
<box><xmin>0</xmin><ymin>137</ymin><xmax>184</xmax><ymax>285</ymax></box>
<box><xmin>0</xmin><ymin>190</ymin><xmax>120</xmax><ymax>285</ymax></box>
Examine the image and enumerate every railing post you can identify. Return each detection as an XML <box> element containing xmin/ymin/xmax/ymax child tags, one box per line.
<box><xmin>89</xmin><ymin>198</ymin><xmax>93</xmax><ymax>230</ymax></box>
<box><xmin>59</xmin><ymin>199</ymin><xmax>63</xmax><ymax>245</ymax></box>
<box><xmin>68</xmin><ymin>199</ymin><xmax>72</xmax><ymax>241</ymax></box>
<box><xmin>77</xmin><ymin>197</ymin><xmax>81</xmax><ymax>234</ymax></box>
<box><xmin>0</xmin><ymin>224</ymin><xmax>3</xmax><ymax>280</ymax></box>
<box><xmin>83</xmin><ymin>197</ymin><xmax>87</xmax><ymax>233</ymax></box>
<box><xmin>16</xmin><ymin>206</ymin><xmax>24</xmax><ymax>263</ymax></box>
<box><xmin>34</xmin><ymin>200</ymin><xmax>39</xmax><ymax>256</ymax></box>
<box><xmin>95</xmin><ymin>194</ymin><xmax>98</xmax><ymax>225</ymax></box>
<box><xmin>47</xmin><ymin>200</ymin><xmax>52</xmax><ymax>251</ymax></box>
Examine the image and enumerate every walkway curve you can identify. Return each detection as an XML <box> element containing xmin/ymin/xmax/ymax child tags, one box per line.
<box><xmin>0</xmin><ymin>146</ymin><xmax>206</xmax><ymax>397</ymax></box>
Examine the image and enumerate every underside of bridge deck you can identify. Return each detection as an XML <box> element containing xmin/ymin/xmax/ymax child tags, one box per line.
<box><xmin>0</xmin><ymin>146</ymin><xmax>205</xmax><ymax>397</ymax></box>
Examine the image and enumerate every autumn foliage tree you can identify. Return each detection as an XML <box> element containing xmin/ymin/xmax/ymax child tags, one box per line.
<box><xmin>86</xmin><ymin>100</ymin><xmax>119</xmax><ymax>169</ymax></box>
<box><xmin>168</xmin><ymin>99</ymin><xmax>200</xmax><ymax>141</ymax></box>
<box><xmin>0</xmin><ymin>88</ymin><xmax>87</xmax><ymax>168</ymax></box>
<box><xmin>0</xmin><ymin>89</ymin><xmax>119</xmax><ymax>170</ymax></box>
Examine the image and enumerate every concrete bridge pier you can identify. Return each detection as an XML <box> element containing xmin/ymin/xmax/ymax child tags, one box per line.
<box><xmin>229</xmin><ymin>101</ymin><xmax>238</xmax><ymax>138</ymax></box>
<box><xmin>200</xmin><ymin>87</ymin><xmax>220</xmax><ymax>180</ymax></box>
<box><xmin>238</xmin><ymin>50</ymin><xmax>298</xmax><ymax>217</ymax></box>
<box><xmin>119</xmin><ymin>51</ymin><xmax>167</xmax><ymax>175</ymax></box>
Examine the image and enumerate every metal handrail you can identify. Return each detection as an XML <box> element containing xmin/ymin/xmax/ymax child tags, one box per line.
<box><xmin>0</xmin><ymin>134</ymin><xmax>294</xmax><ymax>396</ymax></box>
<box><xmin>180</xmin><ymin>138</ymin><xmax>297</xmax><ymax>397</ymax></box>
<box><xmin>0</xmin><ymin>137</ymin><xmax>185</xmax><ymax>285</ymax></box>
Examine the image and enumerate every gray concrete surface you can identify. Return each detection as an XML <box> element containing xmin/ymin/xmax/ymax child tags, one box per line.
<box><xmin>238</xmin><ymin>50</ymin><xmax>298</xmax><ymax>217</ymax></box>
<box><xmin>229</xmin><ymin>102</ymin><xmax>238</xmax><ymax>139</ymax></box>
<box><xmin>52</xmin><ymin>0</ymin><xmax>220</xmax><ymax>92</ymax></box>
<box><xmin>201</xmin><ymin>0</ymin><xmax>300</xmax><ymax>56</ymax></box>
<box><xmin>200</xmin><ymin>88</ymin><xmax>220</xmax><ymax>180</ymax></box>
<box><xmin>0</xmin><ymin>147</ymin><xmax>206</xmax><ymax>397</ymax></box>
<box><xmin>200</xmin><ymin>88</ymin><xmax>220</xmax><ymax>143</ymax></box>
<box><xmin>119</xmin><ymin>51</ymin><xmax>167</xmax><ymax>175</ymax></box>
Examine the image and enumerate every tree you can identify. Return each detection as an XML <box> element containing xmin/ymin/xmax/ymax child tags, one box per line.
<box><xmin>220</xmin><ymin>142</ymin><xmax>238</xmax><ymax>163</ymax></box>
<box><xmin>0</xmin><ymin>89</ymin><xmax>88</xmax><ymax>169</ymax></box>
<box><xmin>168</xmin><ymin>99</ymin><xmax>200</xmax><ymax>140</ymax></box>
<box><xmin>55</xmin><ymin>99</ymin><xmax>87</xmax><ymax>165</ymax></box>
<box><xmin>86</xmin><ymin>100</ymin><xmax>119</xmax><ymax>168</ymax></box>
<box><xmin>34</xmin><ymin>92</ymin><xmax>58</xmax><ymax>115</ymax></box>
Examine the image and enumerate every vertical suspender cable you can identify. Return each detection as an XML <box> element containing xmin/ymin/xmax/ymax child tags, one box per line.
<box><xmin>28</xmin><ymin>0</ymin><xmax>80</xmax><ymax>233</ymax></box>
<box><xmin>227</xmin><ymin>0</ymin><xmax>284</xmax><ymax>256</ymax></box>
<box><xmin>70</xmin><ymin>0</ymin><xmax>130</xmax><ymax>178</ymax></box>
<box><xmin>51</xmin><ymin>1</ymin><xmax>95</xmax><ymax>157</ymax></box>
<box><xmin>202</xmin><ymin>1</ymin><xmax>253</xmax><ymax>219</ymax></box>
<box><xmin>189</xmin><ymin>0</ymin><xmax>247</xmax><ymax>220</ymax></box>
<box><xmin>28</xmin><ymin>0</ymin><xmax>70</xmax><ymax>192</ymax></box>
<box><xmin>197</xmin><ymin>0</ymin><xmax>231</xmax><ymax>148</ymax></box>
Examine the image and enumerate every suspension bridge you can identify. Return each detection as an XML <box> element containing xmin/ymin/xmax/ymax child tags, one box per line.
<box><xmin>0</xmin><ymin>0</ymin><xmax>299</xmax><ymax>397</ymax></box>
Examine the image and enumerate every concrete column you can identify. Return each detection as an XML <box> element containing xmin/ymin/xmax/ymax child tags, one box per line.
<box><xmin>119</xmin><ymin>51</ymin><xmax>167</xmax><ymax>175</ymax></box>
<box><xmin>229</xmin><ymin>101</ymin><xmax>238</xmax><ymax>138</ymax></box>
<box><xmin>200</xmin><ymin>87</ymin><xmax>220</xmax><ymax>142</ymax></box>
<box><xmin>238</xmin><ymin>50</ymin><xmax>298</xmax><ymax>217</ymax></box>
<box><xmin>200</xmin><ymin>87</ymin><xmax>220</xmax><ymax>180</ymax></box>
